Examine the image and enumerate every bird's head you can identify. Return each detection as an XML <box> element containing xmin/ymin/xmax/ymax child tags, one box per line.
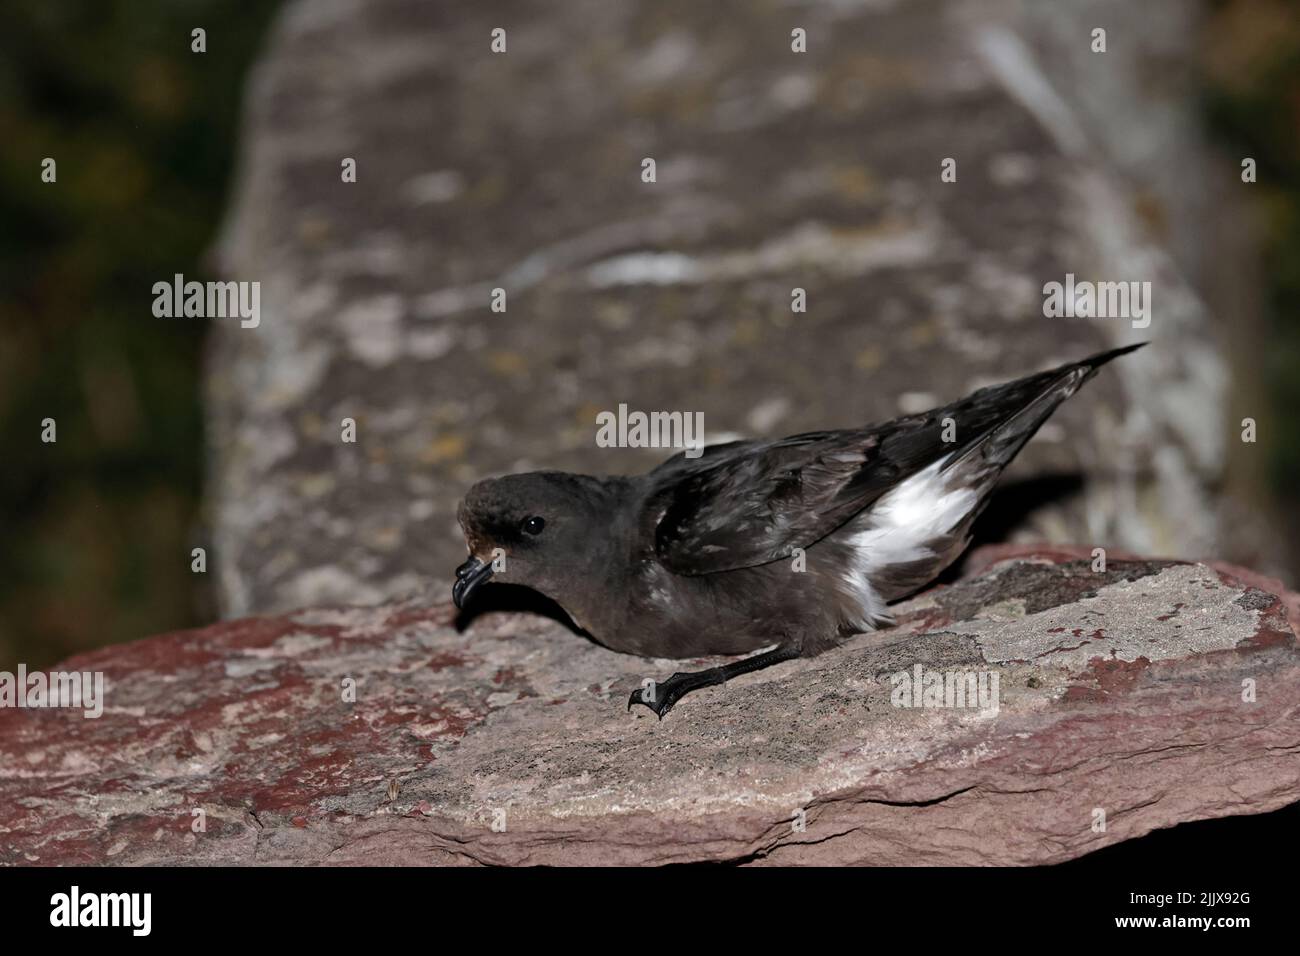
<box><xmin>453</xmin><ymin>471</ymin><xmax>623</xmax><ymax>618</ymax></box>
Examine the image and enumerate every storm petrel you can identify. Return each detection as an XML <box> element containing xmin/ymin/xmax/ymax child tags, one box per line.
<box><xmin>454</xmin><ymin>343</ymin><xmax>1143</xmax><ymax>717</ymax></box>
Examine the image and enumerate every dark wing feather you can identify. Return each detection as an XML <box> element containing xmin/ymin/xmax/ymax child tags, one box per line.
<box><xmin>647</xmin><ymin>429</ymin><xmax>905</xmax><ymax>575</ymax></box>
<box><xmin>644</xmin><ymin>344</ymin><xmax>1144</xmax><ymax>576</ymax></box>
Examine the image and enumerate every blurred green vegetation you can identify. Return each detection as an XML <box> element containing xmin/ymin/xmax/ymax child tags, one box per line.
<box><xmin>1202</xmin><ymin>0</ymin><xmax>1300</xmax><ymax>573</ymax></box>
<box><xmin>0</xmin><ymin>2</ymin><xmax>280</xmax><ymax>669</ymax></box>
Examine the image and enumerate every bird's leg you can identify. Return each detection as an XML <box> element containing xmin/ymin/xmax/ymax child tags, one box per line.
<box><xmin>628</xmin><ymin>644</ymin><xmax>800</xmax><ymax>718</ymax></box>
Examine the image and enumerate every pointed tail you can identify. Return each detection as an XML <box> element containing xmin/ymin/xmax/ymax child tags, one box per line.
<box><xmin>942</xmin><ymin>341</ymin><xmax>1145</xmax><ymax>473</ymax></box>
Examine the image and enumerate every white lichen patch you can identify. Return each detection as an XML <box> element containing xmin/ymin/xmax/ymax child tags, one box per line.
<box><xmin>280</xmin><ymin>566</ymin><xmax>389</xmax><ymax>612</ymax></box>
<box><xmin>336</xmin><ymin>294</ymin><xmax>405</xmax><ymax>367</ymax></box>
<box><xmin>979</xmin><ymin>598</ymin><xmax>1028</xmax><ymax>622</ymax></box>
<box><xmin>239</xmin><ymin>631</ymin><xmax>335</xmax><ymax>659</ymax></box>
<box><xmin>959</xmin><ymin>564</ymin><xmax>1258</xmax><ymax>668</ymax></box>
<box><xmin>585</xmin><ymin>220</ymin><xmax>940</xmax><ymax>288</ymax></box>
<box><xmin>223</xmin><ymin>657</ymin><xmax>280</xmax><ymax>679</ymax></box>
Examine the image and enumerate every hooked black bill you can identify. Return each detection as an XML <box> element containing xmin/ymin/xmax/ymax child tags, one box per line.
<box><xmin>453</xmin><ymin>555</ymin><xmax>494</xmax><ymax>608</ymax></box>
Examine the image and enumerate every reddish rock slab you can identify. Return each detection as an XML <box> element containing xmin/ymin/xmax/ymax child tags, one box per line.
<box><xmin>2</xmin><ymin>550</ymin><xmax>1297</xmax><ymax>865</ymax></box>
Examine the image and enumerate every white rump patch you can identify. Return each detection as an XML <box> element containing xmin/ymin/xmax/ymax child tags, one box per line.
<box><xmin>837</xmin><ymin>456</ymin><xmax>981</xmax><ymax>630</ymax></box>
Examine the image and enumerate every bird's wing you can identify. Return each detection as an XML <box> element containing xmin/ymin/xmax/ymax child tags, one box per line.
<box><xmin>645</xmin><ymin>343</ymin><xmax>1145</xmax><ymax>576</ymax></box>
<box><xmin>646</xmin><ymin>437</ymin><xmax>760</xmax><ymax>482</ymax></box>
<box><xmin>645</xmin><ymin>428</ymin><xmax>909</xmax><ymax>575</ymax></box>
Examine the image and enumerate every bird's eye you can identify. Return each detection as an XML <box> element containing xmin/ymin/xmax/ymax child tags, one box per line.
<box><xmin>522</xmin><ymin>515</ymin><xmax>546</xmax><ymax>535</ymax></box>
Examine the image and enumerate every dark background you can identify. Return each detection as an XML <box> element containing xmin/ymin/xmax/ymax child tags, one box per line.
<box><xmin>1</xmin><ymin>1</ymin><xmax>280</xmax><ymax>667</ymax></box>
<box><xmin>2</xmin><ymin>0</ymin><xmax>1299</xmax><ymax>670</ymax></box>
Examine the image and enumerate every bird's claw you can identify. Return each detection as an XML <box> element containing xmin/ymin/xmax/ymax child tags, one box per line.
<box><xmin>627</xmin><ymin>673</ymin><xmax>687</xmax><ymax>719</ymax></box>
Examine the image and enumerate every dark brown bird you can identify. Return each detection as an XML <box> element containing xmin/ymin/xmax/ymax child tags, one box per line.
<box><xmin>453</xmin><ymin>344</ymin><xmax>1142</xmax><ymax>717</ymax></box>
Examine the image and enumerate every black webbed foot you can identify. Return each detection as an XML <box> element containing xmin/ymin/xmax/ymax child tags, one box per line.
<box><xmin>627</xmin><ymin>671</ymin><xmax>712</xmax><ymax>719</ymax></box>
<box><xmin>626</xmin><ymin>645</ymin><xmax>801</xmax><ymax>719</ymax></box>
